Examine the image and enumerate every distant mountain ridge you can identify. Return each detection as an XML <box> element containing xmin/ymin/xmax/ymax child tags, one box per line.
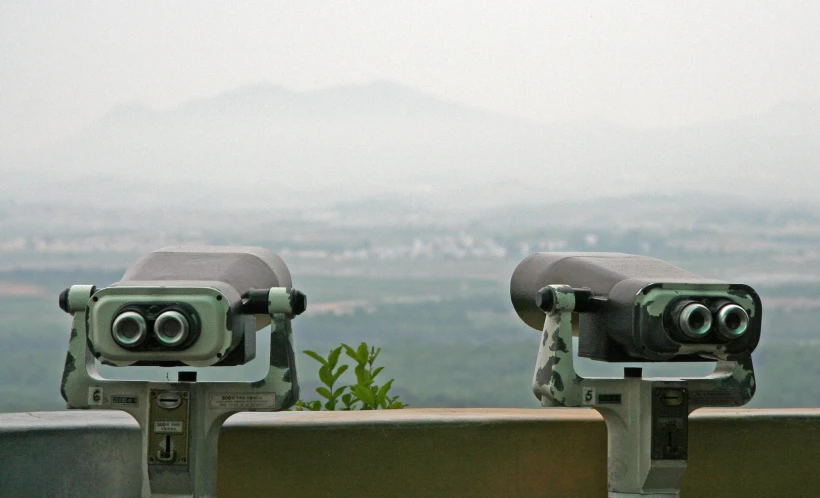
<box><xmin>2</xmin><ymin>81</ymin><xmax>818</xmax><ymax>210</ymax></box>
<box><xmin>87</xmin><ymin>81</ymin><xmax>515</xmax><ymax>135</ymax></box>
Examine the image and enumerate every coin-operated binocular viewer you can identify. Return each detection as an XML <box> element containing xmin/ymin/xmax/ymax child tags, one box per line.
<box><xmin>59</xmin><ymin>246</ymin><xmax>306</xmax><ymax>498</ymax></box>
<box><xmin>511</xmin><ymin>253</ymin><xmax>762</xmax><ymax>497</ymax></box>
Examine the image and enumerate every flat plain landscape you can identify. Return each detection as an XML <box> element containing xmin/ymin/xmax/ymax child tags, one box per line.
<box><xmin>1</xmin><ymin>196</ymin><xmax>819</xmax><ymax>412</ymax></box>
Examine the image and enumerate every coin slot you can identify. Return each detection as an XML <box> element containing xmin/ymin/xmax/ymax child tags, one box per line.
<box><xmin>157</xmin><ymin>392</ymin><xmax>182</xmax><ymax>410</ymax></box>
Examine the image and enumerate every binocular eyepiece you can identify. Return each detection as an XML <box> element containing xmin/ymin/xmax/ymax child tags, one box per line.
<box><xmin>670</xmin><ymin>300</ymin><xmax>749</xmax><ymax>342</ymax></box>
<box><xmin>111</xmin><ymin>307</ymin><xmax>196</xmax><ymax>350</ymax></box>
<box><xmin>674</xmin><ymin>302</ymin><xmax>713</xmax><ymax>339</ymax></box>
<box><xmin>111</xmin><ymin>311</ymin><xmax>148</xmax><ymax>347</ymax></box>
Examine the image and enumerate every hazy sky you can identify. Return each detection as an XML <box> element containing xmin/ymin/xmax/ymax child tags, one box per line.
<box><xmin>2</xmin><ymin>1</ymin><xmax>819</xmax><ymax>149</ymax></box>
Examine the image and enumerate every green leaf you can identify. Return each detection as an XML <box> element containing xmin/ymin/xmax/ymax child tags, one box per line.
<box><xmin>316</xmin><ymin>387</ymin><xmax>332</xmax><ymax>400</ymax></box>
<box><xmin>341</xmin><ymin>343</ymin><xmax>357</xmax><ymax>361</ymax></box>
<box><xmin>375</xmin><ymin>380</ymin><xmax>395</xmax><ymax>408</ymax></box>
<box><xmin>295</xmin><ymin>400</ymin><xmax>322</xmax><ymax>411</ymax></box>
<box><xmin>343</xmin><ymin>342</ymin><xmax>368</xmax><ymax>365</ymax></box>
<box><xmin>385</xmin><ymin>395</ymin><xmax>406</xmax><ymax>409</ymax></box>
<box><xmin>303</xmin><ymin>350</ymin><xmax>328</xmax><ymax>366</ymax></box>
<box><xmin>357</xmin><ymin>343</ymin><xmax>369</xmax><ymax>364</ymax></box>
<box><xmin>332</xmin><ymin>386</ymin><xmax>347</xmax><ymax>398</ymax></box>
<box><xmin>371</xmin><ymin>366</ymin><xmax>384</xmax><ymax>380</ymax></box>
<box><xmin>352</xmin><ymin>385</ymin><xmax>376</xmax><ymax>409</ymax></box>
<box><xmin>364</xmin><ymin>389</ymin><xmax>377</xmax><ymax>409</ymax></box>
<box><xmin>354</xmin><ymin>364</ymin><xmax>371</xmax><ymax>386</ymax></box>
<box><xmin>327</xmin><ymin>346</ymin><xmax>342</xmax><ymax>369</ymax></box>
<box><xmin>332</xmin><ymin>364</ymin><xmax>349</xmax><ymax>384</ymax></box>
<box><xmin>377</xmin><ymin>379</ymin><xmax>394</xmax><ymax>400</ymax></box>
<box><xmin>349</xmin><ymin>385</ymin><xmax>364</xmax><ymax>400</ymax></box>
<box><xmin>318</xmin><ymin>365</ymin><xmax>333</xmax><ymax>387</ymax></box>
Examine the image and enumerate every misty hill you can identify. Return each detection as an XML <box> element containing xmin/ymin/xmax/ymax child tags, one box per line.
<box><xmin>2</xmin><ymin>81</ymin><xmax>818</xmax><ymax>210</ymax></box>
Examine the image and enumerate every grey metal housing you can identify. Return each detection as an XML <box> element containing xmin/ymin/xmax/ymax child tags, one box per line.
<box><xmin>112</xmin><ymin>245</ymin><xmax>292</xmax><ymax>298</ymax></box>
<box><xmin>103</xmin><ymin>246</ymin><xmax>293</xmax><ymax>367</ymax></box>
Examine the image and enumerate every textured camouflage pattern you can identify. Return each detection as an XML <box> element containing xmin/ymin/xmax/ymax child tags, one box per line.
<box><xmin>531</xmin><ymin>285</ymin><xmax>758</xmax><ymax>497</ymax></box>
<box><xmin>60</xmin><ymin>284</ymin><xmax>300</xmax><ymax>498</ymax></box>
<box><xmin>533</xmin><ymin>305</ymin><xmax>583</xmax><ymax>407</ymax></box>
<box><xmin>533</xmin><ymin>285</ymin><xmax>757</xmax><ymax>408</ymax></box>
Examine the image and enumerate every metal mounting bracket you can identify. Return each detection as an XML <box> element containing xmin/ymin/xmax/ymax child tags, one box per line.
<box><xmin>532</xmin><ymin>285</ymin><xmax>756</xmax><ymax>497</ymax></box>
<box><xmin>61</xmin><ymin>285</ymin><xmax>299</xmax><ymax>498</ymax></box>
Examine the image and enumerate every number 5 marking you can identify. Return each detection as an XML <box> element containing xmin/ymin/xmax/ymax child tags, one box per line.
<box><xmin>582</xmin><ymin>387</ymin><xmax>596</xmax><ymax>406</ymax></box>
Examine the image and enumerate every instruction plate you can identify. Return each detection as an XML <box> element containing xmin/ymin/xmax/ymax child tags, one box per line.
<box><xmin>112</xmin><ymin>394</ymin><xmax>139</xmax><ymax>407</ymax></box>
<box><xmin>210</xmin><ymin>393</ymin><xmax>276</xmax><ymax>410</ymax></box>
<box><xmin>154</xmin><ymin>420</ymin><xmax>183</xmax><ymax>434</ymax></box>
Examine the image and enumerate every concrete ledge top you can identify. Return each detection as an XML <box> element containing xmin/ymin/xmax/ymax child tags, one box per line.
<box><xmin>227</xmin><ymin>407</ymin><xmax>604</xmax><ymax>428</ymax></box>
<box><xmin>0</xmin><ymin>410</ymin><xmax>138</xmax><ymax>433</ymax></box>
<box><xmin>690</xmin><ymin>407</ymin><xmax>820</xmax><ymax>421</ymax></box>
<box><xmin>225</xmin><ymin>407</ymin><xmax>820</xmax><ymax>427</ymax></box>
<box><xmin>3</xmin><ymin>407</ymin><xmax>820</xmax><ymax>433</ymax></box>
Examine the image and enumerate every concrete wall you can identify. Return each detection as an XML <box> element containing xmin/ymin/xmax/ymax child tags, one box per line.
<box><xmin>2</xmin><ymin>408</ymin><xmax>819</xmax><ymax>497</ymax></box>
<box><xmin>0</xmin><ymin>411</ymin><xmax>142</xmax><ymax>498</ymax></box>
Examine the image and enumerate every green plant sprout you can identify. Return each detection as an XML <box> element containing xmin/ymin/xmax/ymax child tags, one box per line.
<box><xmin>294</xmin><ymin>342</ymin><xmax>408</xmax><ymax>411</ymax></box>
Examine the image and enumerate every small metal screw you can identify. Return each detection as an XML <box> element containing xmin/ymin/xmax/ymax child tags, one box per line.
<box><xmin>180</xmin><ymin>458</ymin><xmax>187</xmax><ymax>463</ymax></box>
<box><xmin>148</xmin><ymin>457</ymin><xmax>155</xmax><ymax>463</ymax></box>
<box><xmin>181</xmin><ymin>392</ymin><xmax>188</xmax><ymax>399</ymax></box>
<box><xmin>151</xmin><ymin>392</ymin><xmax>157</xmax><ymax>398</ymax></box>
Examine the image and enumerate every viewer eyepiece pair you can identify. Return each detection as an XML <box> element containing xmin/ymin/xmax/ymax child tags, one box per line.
<box><xmin>675</xmin><ymin>301</ymin><xmax>749</xmax><ymax>341</ymax></box>
<box><xmin>112</xmin><ymin>310</ymin><xmax>189</xmax><ymax>348</ymax></box>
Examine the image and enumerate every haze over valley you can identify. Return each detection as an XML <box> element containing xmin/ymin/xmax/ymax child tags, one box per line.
<box><xmin>2</xmin><ymin>82</ymin><xmax>819</xmax><ymax>210</ymax></box>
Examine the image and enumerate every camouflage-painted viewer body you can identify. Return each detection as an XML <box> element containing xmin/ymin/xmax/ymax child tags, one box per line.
<box><xmin>512</xmin><ymin>252</ymin><xmax>761</xmax><ymax>362</ymax></box>
<box><xmin>59</xmin><ymin>246</ymin><xmax>302</xmax><ymax>498</ymax></box>
<box><xmin>531</xmin><ymin>286</ymin><xmax>756</xmax><ymax>409</ymax></box>
<box><xmin>512</xmin><ymin>253</ymin><xmax>761</xmax><ymax>497</ymax></box>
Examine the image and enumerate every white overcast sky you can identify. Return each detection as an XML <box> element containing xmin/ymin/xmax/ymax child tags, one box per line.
<box><xmin>2</xmin><ymin>1</ymin><xmax>819</xmax><ymax>148</ymax></box>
